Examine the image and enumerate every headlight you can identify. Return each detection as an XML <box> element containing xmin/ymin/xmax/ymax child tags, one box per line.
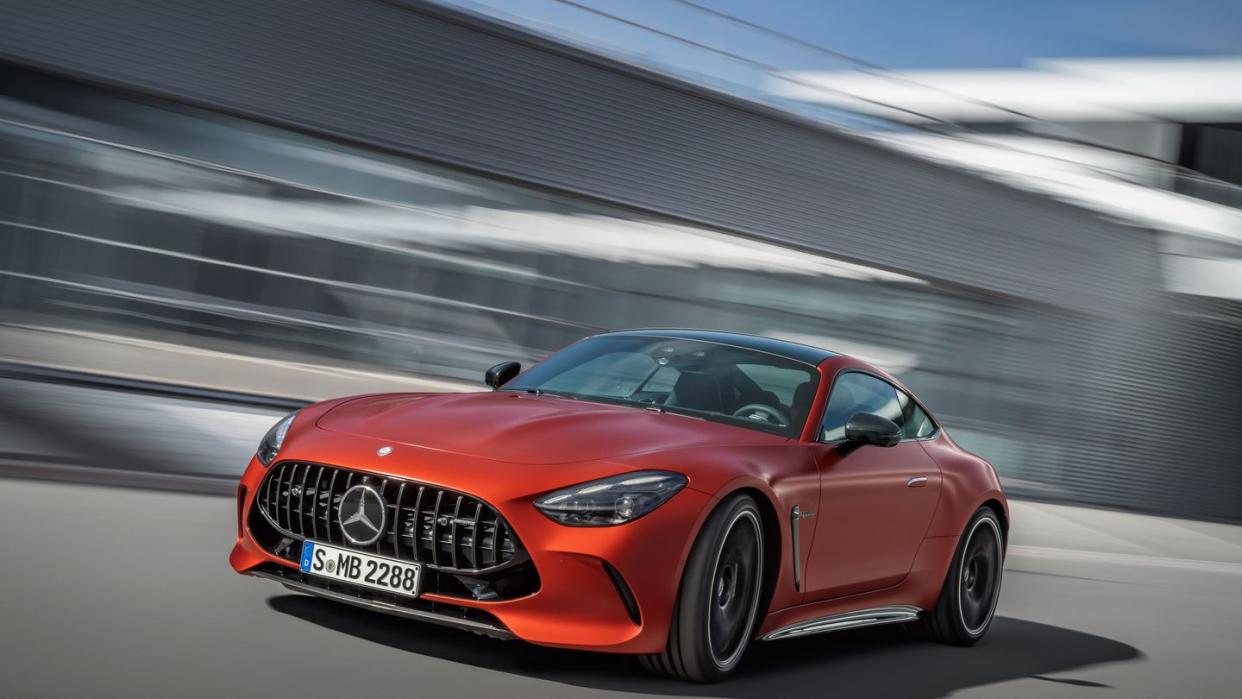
<box><xmin>256</xmin><ymin>411</ymin><xmax>298</xmax><ymax>465</ymax></box>
<box><xmin>534</xmin><ymin>470</ymin><xmax>687</xmax><ymax>526</ymax></box>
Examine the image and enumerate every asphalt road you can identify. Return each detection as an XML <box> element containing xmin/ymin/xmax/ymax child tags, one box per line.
<box><xmin>1</xmin><ymin>377</ymin><xmax>1240</xmax><ymax>697</ymax></box>
<box><xmin>1</xmin><ymin>477</ymin><xmax>1240</xmax><ymax>699</ymax></box>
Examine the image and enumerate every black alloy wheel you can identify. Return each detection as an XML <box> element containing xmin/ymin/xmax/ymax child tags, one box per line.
<box><xmin>641</xmin><ymin>494</ymin><xmax>765</xmax><ymax>682</ymax></box>
<box><xmin>922</xmin><ymin>507</ymin><xmax>1005</xmax><ymax>645</ymax></box>
<box><xmin>707</xmin><ymin>508</ymin><xmax>763</xmax><ymax>666</ymax></box>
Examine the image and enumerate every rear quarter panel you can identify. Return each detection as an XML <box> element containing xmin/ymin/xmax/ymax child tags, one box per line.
<box><xmin>918</xmin><ymin>432</ymin><xmax>1008</xmax><ymax>539</ymax></box>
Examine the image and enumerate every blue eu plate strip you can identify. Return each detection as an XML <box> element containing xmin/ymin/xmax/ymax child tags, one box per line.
<box><xmin>300</xmin><ymin>541</ymin><xmax>315</xmax><ymax>572</ymax></box>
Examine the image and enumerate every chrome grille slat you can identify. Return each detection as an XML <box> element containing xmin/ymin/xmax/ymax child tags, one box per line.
<box><xmin>263</xmin><ymin>462</ymin><xmax>279</xmax><ymax>526</ymax></box>
<box><xmin>496</xmin><ymin>519</ymin><xmax>507</xmax><ymax>564</ymax></box>
<box><xmin>324</xmin><ymin>468</ymin><xmax>340</xmax><ymax>545</ymax></box>
<box><xmin>297</xmin><ymin>464</ymin><xmax>312</xmax><ymax>532</ymax></box>
<box><xmin>391</xmin><ymin>482</ymin><xmax>406</xmax><ymax>559</ymax></box>
<box><xmin>430</xmin><ymin>489</ymin><xmax>444</xmax><ymax>568</ymax></box>
<box><xmin>376</xmin><ymin>477</ymin><xmax>389</xmax><ymax>554</ymax></box>
<box><xmin>310</xmin><ymin>465</ymin><xmax>324</xmax><ymax>541</ymax></box>
<box><xmin>256</xmin><ymin>462</ymin><xmax>522</xmax><ymax>574</ymax></box>
<box><xmin>449</xmin><ymin>495</ymin><xmax>463</xmax><ymax>569</ymax></box>
<box><xmin>266</xmin><ymin>462</ymin><xmax>279</xmax><ymax>529</ymax></box>
<box><xmin>281</xmin><ymin>463</ymin><xmax>295</xmax><ymax>531</ymax></box>
<box><xmin>484</xmin><ymin>513</ymin><xmax>495</xmax><ymax>568</ymax></box>
<box><xmin>410</xmin><ymin>485</ymin><xmax>425</xmax><ymax>563</ymax></box>
<box><xmin>470</xmin><ymin>502</ymin><xmax>483</xmax><ymax>569</ymax></box>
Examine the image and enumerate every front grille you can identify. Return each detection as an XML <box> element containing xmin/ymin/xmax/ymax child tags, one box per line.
<box><xmin>254</xmin><ymin>461</ymin><xmax>524</xmax><ymax>574</ymax></box>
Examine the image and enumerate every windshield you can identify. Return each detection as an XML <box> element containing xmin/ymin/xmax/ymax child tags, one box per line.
<box><xmin>504</xmin><ymin>335</ymin><xmax>819</xmax><ymax>437</ymax></box>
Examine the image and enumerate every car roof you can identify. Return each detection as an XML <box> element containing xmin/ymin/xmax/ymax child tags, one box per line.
<box><xmin>597</xmin><ymin>329</ymin><xmax>837</xmax><ymax>366</ymax></box>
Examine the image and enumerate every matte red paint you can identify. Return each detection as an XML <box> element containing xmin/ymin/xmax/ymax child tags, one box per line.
<box><xmin>231</xmin><ymin>350</ymin><xmax>1007</xmax><ymax>654</ymax></box>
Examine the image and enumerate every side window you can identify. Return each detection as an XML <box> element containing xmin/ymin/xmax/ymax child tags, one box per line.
<box><xmin>820</xmin><ymin>372</ymin><xmax>904</xmax><ymax>441</ymax></box>
<box><xmin>902</xmin><ymin>397</ymin><xmax>937</xmax><ymax>439</ymax></box>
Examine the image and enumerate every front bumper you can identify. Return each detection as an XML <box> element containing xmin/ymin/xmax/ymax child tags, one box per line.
<box><xmin>251</xmin><ymin>566</ymin><xmax>516</xmax><ymax>639</ymax></box>
<box><xmin>230</xmin><ymin>440</ymin><xmax>714</xmax><ymax>654</ymax></box>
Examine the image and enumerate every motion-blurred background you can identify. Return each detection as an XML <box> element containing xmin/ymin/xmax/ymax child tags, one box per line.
<box><xmin>1</xmin><ymin>0</ymin><xmax>1240</xmax><ymax>523</ymax></box>
<box><xmin>6</xmin><ymin>3</ymin><xmax>1242</xmax><ymax>698</ymax></box>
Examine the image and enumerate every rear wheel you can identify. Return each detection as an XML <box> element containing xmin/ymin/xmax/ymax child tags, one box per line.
<box><xmin>640</xmin><ymin>494</ymin><xmax>764</xmax><ymax>682</ymax></box>
<box><xmin>922</xmin><ymin>507</ymin><xmax>1004</xmax><ymax>645</ymax></box>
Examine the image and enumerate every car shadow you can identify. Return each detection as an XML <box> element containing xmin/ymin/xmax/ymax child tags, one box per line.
<box><xmin>267</xmin><ymin>595</ymin><xmax>1140</xmax><ymax>698</ymax></box>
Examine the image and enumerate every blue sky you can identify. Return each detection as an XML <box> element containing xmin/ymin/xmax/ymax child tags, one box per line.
<box><xmin>467</xmin><ymin>0</ymin><xmax>1242</xmax><ymax>70</ymax></box>
<box><xmin>687</xmin><ymin>0</ymin><xmax>1242</xmax><ymax>68</ymax></box>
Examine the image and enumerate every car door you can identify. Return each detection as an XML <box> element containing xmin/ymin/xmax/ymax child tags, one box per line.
<box><xmin>801</xmin><ymin>371</ymin><xmax>942</xmax><ymax>602</ymax></box>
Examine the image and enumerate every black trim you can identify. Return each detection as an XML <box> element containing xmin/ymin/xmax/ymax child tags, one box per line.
<box><xmin>601</xmin><ymin>561</ymin><xmax>641</xmax><ymax>626</ymax></box>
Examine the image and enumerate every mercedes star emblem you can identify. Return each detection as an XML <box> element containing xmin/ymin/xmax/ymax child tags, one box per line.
<box><xmin>376</xmin><ymin>446</ymin><xmax>393</xmax><ymax>456</ymax></box>
<box><xmin>339</xmin><ymin>484</ymin><xmax>387</xmax><ymax>545</ymax></box>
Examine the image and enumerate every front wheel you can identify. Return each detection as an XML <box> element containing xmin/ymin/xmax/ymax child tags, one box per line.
<box><xmin>640</xmin><ymin>494</ymin><xmax>764</xmax><ymax>682</ymax></box>
<box><xmin>922</xmin><ymin>507</ymin><xmax>1005</xmax><ymax>645</ymax></box>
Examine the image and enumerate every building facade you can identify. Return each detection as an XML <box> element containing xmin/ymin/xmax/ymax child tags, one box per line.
<box><xmin>1</xmin><ymin>0</ymin><xmax>1238</xmax><ymax>519</ymax></box>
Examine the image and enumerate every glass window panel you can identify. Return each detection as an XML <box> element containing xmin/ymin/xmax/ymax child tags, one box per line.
<box><xmin>821</xmin><ymin>373</ymin><xmax>903</xmax><ymax>441</ymax></box>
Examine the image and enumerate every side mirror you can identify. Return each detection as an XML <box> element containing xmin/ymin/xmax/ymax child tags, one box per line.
<box><xmin>485</xmin><ymin>361</ymin><xmax>521</xmax><ymax>388</ymax></box>
<box><xmin>843</xmin><ymin>412</ymin><xmax>901</xmax><ymax>447</ymax></box>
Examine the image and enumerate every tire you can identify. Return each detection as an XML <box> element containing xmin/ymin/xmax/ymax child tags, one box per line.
<box><xmin>640</xmin><ymin>493</ymin><xmax>765</xmax><ymax>682</ymax></box>
<box><xmin>922</xmin><ymin>507</ymin><xmax>1004</xmax><ymax>645</ymax></box>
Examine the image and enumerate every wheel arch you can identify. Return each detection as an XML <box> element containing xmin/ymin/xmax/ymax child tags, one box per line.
<box><xmin>979</xmin><ymin>498</ymin><xmax>1010</xmax><ymax>550</ymax></box>
<box><xmin>697</xmin><ymin>484</ymin><xmax>784</xmax><ymax>639</ymax></box>
<box><xmin>640</xmin><ymin>485</ymin><xmax>777</xmax><ymax>680</ymax></box>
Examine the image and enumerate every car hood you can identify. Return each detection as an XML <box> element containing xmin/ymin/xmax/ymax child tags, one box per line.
<box><xmin>315</xmin><ymin>391</ymin><xmax>784</xmax><ymax>465</ymax></box>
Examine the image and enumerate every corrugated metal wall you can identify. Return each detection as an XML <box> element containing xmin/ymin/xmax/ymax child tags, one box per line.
<box><xmin>1</xmin><ymin>0</ymin><xmax>1238</xmax><ymax>519</ymax></box>
<box><xmin>0</xmin><ymin>0</ymin><xmax>1159</xmax><ymax>311</ymax></box>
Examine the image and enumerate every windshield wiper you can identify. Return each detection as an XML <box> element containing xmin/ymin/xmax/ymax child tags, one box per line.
<box><xmin>521</xmin><ymin>388</ymin><xmax>579</xmax><ymax>400</ymax></box>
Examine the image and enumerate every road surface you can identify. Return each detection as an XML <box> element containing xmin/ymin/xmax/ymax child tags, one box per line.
<box><xmin>2</xmin><ymin>376</ymin><xmax>1241</xmax><ymax>697</ymax></box>
<box><xmin>2</xmin><ymin>477</ymin><xmax>1240</xmax><ymax>698</ymax></box>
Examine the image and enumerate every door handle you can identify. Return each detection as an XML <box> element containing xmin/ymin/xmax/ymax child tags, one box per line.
<box><xmin>906</xmin><ymin>476</ymin><xmax>928</xmax><ymax>488</ymax></box>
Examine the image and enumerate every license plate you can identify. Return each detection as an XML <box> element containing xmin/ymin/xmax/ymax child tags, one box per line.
<box><xmin>299</xmin><ymin>540</ymin><xmax>421</xmax><ymax>597</ymax></box>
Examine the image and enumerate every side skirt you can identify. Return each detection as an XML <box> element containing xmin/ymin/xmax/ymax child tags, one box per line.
<box><xmin>760</xmin><ymin>605</ymin><xmax>923</xmax><ymax>641</ymax></box>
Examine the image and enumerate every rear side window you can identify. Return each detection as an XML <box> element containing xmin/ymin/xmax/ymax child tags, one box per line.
<box><xmin>902</xmin><ymin>399</ymin><xmax>937</xmax><ymax>439</ymax></box>
<box><xmin>820</xmin><ymin>372</ymin><xmax>903</xmax><ymax>441</ymax></box>
<box><xmin>821</xmin><ymin>372</ymin><xmax>937</xmax><ymax>441</ymax></box>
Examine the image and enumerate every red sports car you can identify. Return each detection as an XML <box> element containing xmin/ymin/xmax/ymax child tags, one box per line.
<box><xmin>231</xmin><ymin>329</ymin><xmax>1007</xmax><ymax>682</ymax></box>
